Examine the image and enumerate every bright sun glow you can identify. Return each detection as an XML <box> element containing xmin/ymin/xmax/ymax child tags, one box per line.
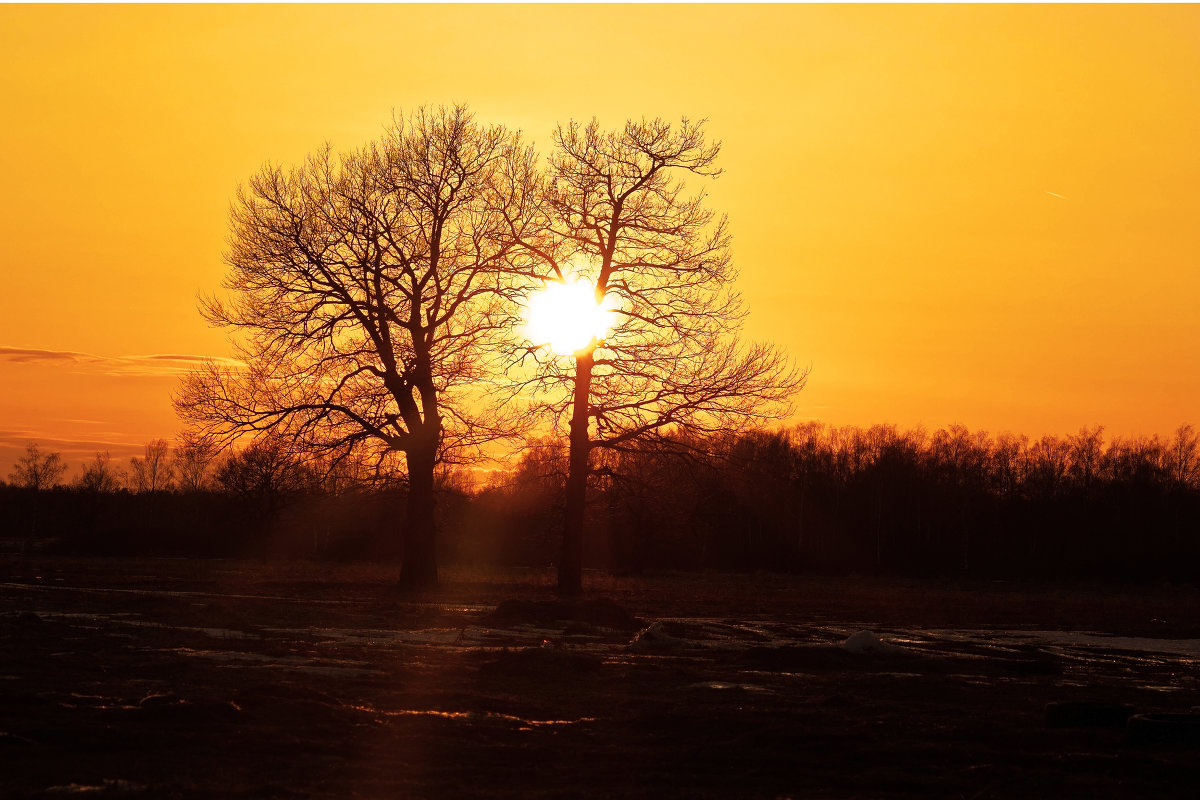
<box><xmin>523</xmin><ymin>278</ymin><xmax>619</xmax><ymax>355</ymax></box>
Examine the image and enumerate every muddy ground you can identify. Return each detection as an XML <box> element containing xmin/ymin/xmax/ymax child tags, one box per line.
<box><xmin>2</xmin><ymin>556</ymin><xmax>1199</xmax><ymax>798</ymax></box>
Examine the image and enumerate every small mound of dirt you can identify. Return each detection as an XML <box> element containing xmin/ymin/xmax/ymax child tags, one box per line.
<box><xmin>1128</xmin><ymin>712</ymin><xmax>1200</xmax><ymax>744</ymax></box>
<box><xmin>43</xmin><ymin>778</ymin><xmax>149</xmax><ymax>796</ymax></box>
<box><xmin>489</xmin><ymin>598</ymin><xmax>642</xmax><ymax>630</ymax></box>
<box><xmin>992</xmin><ymin>653</ymin><xmax>1062</xmax><ymax>675</ymax></box>
<box><xmin>0</xmin><ymin>731</ymin><xmax>37</xmax><ymax>747</ymax></box>
<box><xmin>478</xmin><ymin>647</ymin><xmax>604</xmax><ymax>678</ymax></box>
<box><xmin>1</xmin><ymin>612</ymin><xmax>47</xmax><ymax>633</ymax></box>
<box><xmin>743</xmin><ymin>645</ymin><xmax>871</xmax><ymax>672</ymax></box>
<box><xmin>841</xmin><ymin>630</ymin><xmax>903</xmax><ymax>653</ymax></box>
<box><xmin>628</xmin><ymin>621</ymin><xmax>704</xmax><ymax>652</ymax></box>
<box><xmin>138</xmin><ymin>692</ymin><xmax>241</xmax><ymax>722</ymax></box>
<box><xmin>1046</xmin><ymin>701</ymin><xmax>1136</xmax><ymax>728</ymax></box>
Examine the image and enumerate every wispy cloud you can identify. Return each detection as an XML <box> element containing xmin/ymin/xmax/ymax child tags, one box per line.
<box><xmin>0</xmin><ymin>430</ymin><xmax>145</xmax><ymax>466</ymax></box>
<box><xmin>98</xmin><ymin>353</ymin><xmax>246</xmax><ymax>377</ymax></box>
<box><xmin>0</xmin><ymin>347</ymin><xmax>94</xmax><ymax>363</ymax></box>
<box><xmin>0</xmin><ymin>347</ymin><xmax>243</xmax><ymax>377</ymax></box>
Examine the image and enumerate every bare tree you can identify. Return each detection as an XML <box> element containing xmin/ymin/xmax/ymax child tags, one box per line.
<box><xmin>173</xmin><ymin>433</ymin><xmax>218</xmax><ymax>492</ymax></box>
<box><xmin>1066</xmin><ymin>425</ymin><xmax>1105</xmax><ymax>492</ymax></box>
<box><xmin>8</xmin><ymin>442</ymin><xmax>67</xmax><ymax>489</ymax></box>
<box><xmin>176</xmin><ymin>105</ymin><xmax>537</xmax><ymax>591</ymax></box>
<box><xmin>128</xmin><ymin>438</ymin><xmax>175</xmax><ymax>493</ymax></box>
<box><xmin>215</xmin><ymin>436</ymin><xmax>316</xmax><ymax>504</ymax></box>
<box><xmin>75</xmin><ymin>451</ymin><xmax>121</xmax><ymax>493</ymax></box>
<box><xmin>991</xmin><ymin>432</ymin><xmax>1029</xmax><ymax>499</ymax></box>
<box><xmin>1168</xmin><ymin>423</ymin><xmax>1200</xmax><ymax>488</ymax></box>
<box><xmin>1028</xmin><ymin>434</ymin><xmax>1071</xmax><ymax>497</ymax></box>
<box><xmin>510</xmin><ymin>118</ymin><xmax>804</xmax><ymax>595</ymax></box>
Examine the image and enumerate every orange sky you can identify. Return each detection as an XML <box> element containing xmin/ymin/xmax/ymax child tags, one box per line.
<box><xmin>2</xmin><ymin>4</ymin><xmax>1198</xmax><ymax>479</ymax></box>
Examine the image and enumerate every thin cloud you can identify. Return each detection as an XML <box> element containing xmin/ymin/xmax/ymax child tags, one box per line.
<box><xmin>0</xmin><ymin>431</ymin><xmax>144</xmax><ymax>462</ymax></box>
<box><xmin>100</xmin><ymin>354</ymin><xmax>246</xmax><ymax>377</ymax></box>
<box><xmin>0</xmin><ymin>347</ymin><xmax>95</xmax><ymax>363</ymax></box>
<box><xmin>0</xmin><ymin>346</ymin><xmax>243</xmax><ymax>377</ymax></box>
<box><xmin>140</xmin><ymin>354</ymin><xmax>228</xmax><ymax>362</ymax></box>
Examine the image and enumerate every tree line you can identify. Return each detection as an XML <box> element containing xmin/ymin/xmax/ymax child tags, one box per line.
<box><xmin>4</xmin><ymin>422</ymin><xmax>1198</xmax><ymax>583</ymax></box>
<box><xmin>1</xmin><ymin>436</ymin><xmax>400</xmax><ymax>558</ymax></box>
<box><xmin>579</xmin><ymin>421</ymin><xmax>1200</xmax><ymax>581</ymax></box>
<box><xmin>6</xmin><ymin>437</ymin><xmax>301</xmax><ymax>496</ymax></box>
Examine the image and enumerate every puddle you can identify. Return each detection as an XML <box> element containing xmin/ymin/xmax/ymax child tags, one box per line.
<box><xmin>687</xmin><ymin>681</ymin><xmax>774</xmax><ymax>693</ymax></box>
<box><xmin>43</xmin><ymin>779</ymin><xmax>148</xmax><ymax>795</ymax></box>
<box><xmin>999</xmin><ymin>630</ymin><xmax>1200</xmax><ymax>660</ymax></box>
<box><xmin>196</xmin><ymin>628</ymin><xmax>258</xmax><ymax>640</ymax></box>
<box><xmin>274</xmin><ymin>664</ymin><xmax>382</xmax><ymax>677</ymax></box>
<box><xmin>268</xmin><ymin>623</ymin><xmax>585</xmax><ymax>651</ymax></box>
<box><xmin>164</xmin><ymin>648</ymin><xmax>382</xmax><ymax>677</ymax></box>
<box><xmin>171</xmin><ymin>649</ymin><xmax>279</xmax><ymax>663</ymax></box>
<box><xmin>897</xmin><ymin>628</ymin><xmax>1200</xmax><ymax>670</ymax></box>
<box><xmin>54</xmin><ymin>692</ymin><xmax>140</xmax><ymax>711</ymax></box>
<box><xmin>345</xmin><ymin>704</ymin><xmax>596</xmax><ymax>729</ymax></box>
<box><xmin>31</xmin><ymin>612</ymin><xmax>260</xmax><ymax>640</ymax></box>
<box><xmin>0</xmin><ymin>581</ymin><xmax>354</xmax><ymax>605</ymax></box>
<box><xmin>628</xmin><ymin>620</ymin><xmax>783</xmax><ymax>652</ymax></box>
<box><xmin>17</xmin><ymin>598</ymin><xmax>1199</xmax><ymax>695</ymax></box>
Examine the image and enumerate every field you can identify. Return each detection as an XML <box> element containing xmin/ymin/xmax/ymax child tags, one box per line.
<box><xmin>2</xmin><ymin>555</ymin><xmax>1199</xmax><ymax>798</ymax></box>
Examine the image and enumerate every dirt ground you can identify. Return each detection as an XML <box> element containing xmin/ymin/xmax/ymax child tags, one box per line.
<box><xmin>2</xmin><ymin>555</ymin><xmax>1199</xmax><ymax>798</ymax></box>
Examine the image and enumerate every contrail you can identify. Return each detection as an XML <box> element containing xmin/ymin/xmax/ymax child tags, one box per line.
<box><xmin>1045</xmin><ymin>190</ymin><xmax>1066</xmax><ymax>199</ymax></box>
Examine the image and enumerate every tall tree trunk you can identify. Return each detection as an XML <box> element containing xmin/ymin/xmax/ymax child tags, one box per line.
<box><xmin>399</xmin><ymin>442</ymin><xmax>439</xmax><ymax>592</ymax></box>
<box><xmin>559</xmin><ymin>350</ymin><xmax>595</xmax><ymax>597</ymax></box>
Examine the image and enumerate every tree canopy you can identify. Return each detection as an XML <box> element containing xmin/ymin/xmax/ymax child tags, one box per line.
<box><xmin>176</xmin><ymin>105</ymin><xmax>539</xmax><ymax>590</ymax></box>
<box><xmin>507</xmin><ymin>118</ymin><xmax>805</xmax><ymax>595</ymax></box>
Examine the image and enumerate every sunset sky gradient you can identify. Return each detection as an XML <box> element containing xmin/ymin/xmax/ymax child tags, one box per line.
<box><xmin>2</xmin><ymin>4</ymin><xmax>1198</xmax><ymax>478</ymax></box>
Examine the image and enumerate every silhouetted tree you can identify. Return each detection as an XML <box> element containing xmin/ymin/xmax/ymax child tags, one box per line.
<box><xmin>992</xmin><ymin>432</ymin><xmax>1028</xmax><ymax>499</ymax></box>
<box><xmin>1028</xmin><ymin>434</ymin><xmax>1071</xmax><ymax>498</ymax></box>
<box><xmin>75</xmin><ymin>451</ymin><xmax>120</xmax><ymax>493</ymax></box>
<box><xmin>173</xmin><ymin>433</ymin><xmax>218</xmax><ymax>492</ymax></box>
<box><xmin>493</xmin><ymin>436</ymin><xmax>567</xmax><ymax>522</ymax></box>
<box><xmin>1067</xmin><ymin>425</ymin><xmax>1105</xmax><ymax>493</ymax></box>
<box><xmin>510</xmin><ymin>117</ymin><xmax>803</xmax><ymax>595</ymax></box>
<box><xmin>176</xmin><ymin>105</ymin><xmax>538</xmax><ymax>591</ymax></box>
<box><xmin>8</xmin><ymin>442</ymin><xmax>67</xmax><ymax>489</ymax></box>
<box><xmin>214</xmin><ymin>437</ymin><xmax>317</xmax><ymax>523</ymax></box>
<box><xmin>463</xmin><ymin>437</ymin><xmax>569</xmax><ymax>567</ymax></box>
<box><xmin>1168</xmin><ymin>423</ymin><xmax>1200</xmax><ymax>488</ymax></box>
<box><xmin>129</xmin><ymin>438</ymin><xmax>174</xmax><ymax>493</ymax></box>
<box><xmin>1104</xmin><ymin>434</ymin><xmax>1168</xmax><ymax>486</ymax></box>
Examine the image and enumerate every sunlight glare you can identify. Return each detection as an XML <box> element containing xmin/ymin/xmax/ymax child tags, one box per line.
<box><xmin>523</xmin><ymin>278</ymin><xmax>618</xmax><ymax>355</ymax></box>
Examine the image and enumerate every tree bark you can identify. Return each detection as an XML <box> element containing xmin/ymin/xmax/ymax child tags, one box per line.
<box><xmin>398</xmin><ymin>442</ymin><xmax>439</xmax><ymax>593</ymax></box>
<box><xmin>559</xmin><ymin>349</ymin><xmax>594</xmax><ymax>597</ymax></box>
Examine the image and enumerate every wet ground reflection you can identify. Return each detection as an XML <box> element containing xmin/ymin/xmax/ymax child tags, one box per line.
<box><xmin>5</xmin><ymin>565</ymin><xmax>1200</xmax><ymax>798</ymax></box>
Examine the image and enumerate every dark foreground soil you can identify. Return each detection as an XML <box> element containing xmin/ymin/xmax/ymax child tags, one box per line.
<box><xmin>2</xmin><ymin>556</ymin><xmax>1199</xmax><ymax>798</ymax></box>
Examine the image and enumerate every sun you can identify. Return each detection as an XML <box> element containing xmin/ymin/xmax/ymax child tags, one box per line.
<box><xmin>523</xmin><ymin>278</ymin><xmax>619</xmax><ymax>355</ymax></box>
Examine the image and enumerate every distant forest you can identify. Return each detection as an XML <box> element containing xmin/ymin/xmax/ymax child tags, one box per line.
<box><xmin>3</xmin><ymin>422</ymin><xmax>1199</xmax><ymax>583</ymax></box>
